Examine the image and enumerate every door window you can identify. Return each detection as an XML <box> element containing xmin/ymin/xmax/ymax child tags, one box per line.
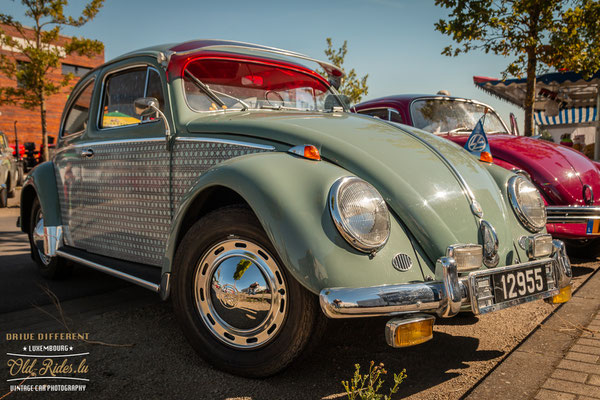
<box><xmin>358</xmin><ymin>108</ymin><xmax>403</xmax><ymax>123</ymax></box>
<box><xmin>100</xmin><ymin>66</ymin><xmax>165</xmax><ymax>129</ymax></box>
<box><xmin>62</xmin><ymin>80</ymin><xmax>95</xmax><ymax>136</ymax></box>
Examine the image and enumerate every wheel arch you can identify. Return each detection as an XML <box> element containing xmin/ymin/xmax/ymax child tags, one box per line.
<box><xmin>20</xmin><ymin>161</ymin><xmax>62</xmax><ymax>233</ymax></box>
<box><xmin>164</xmin><ymin>152</ymin><xmax>425</xmax><ymax>295</ymax></box>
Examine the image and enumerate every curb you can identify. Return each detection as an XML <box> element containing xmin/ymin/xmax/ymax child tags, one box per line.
<box><xmin>464</xmin><ymin>267</ymin><xmax>600</xmax><ymax>399</ymax></box>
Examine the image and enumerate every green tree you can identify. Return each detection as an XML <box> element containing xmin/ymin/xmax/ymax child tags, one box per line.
<box><xmin>0</xmin><ymin>0</ymin><xmax>104</xmax><ymax>161</ymax></box>
<box><xmin>322</xmin><ymin>38</ymin><xmax>369</xmax><ymax>104</ymax></box>
<box><xmin>434</xmin><ymin>0</ymin><xmax>600</xmax><ymax>136</ymax></box>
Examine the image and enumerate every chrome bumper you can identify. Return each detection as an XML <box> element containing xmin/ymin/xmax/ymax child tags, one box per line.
<box><xmin>319</xmin><ymin>240</ymin><xmax>572</xmax><ymax>319</ymax></box>
<box><xmin>547</xmin><ymin>206</ymin><xmax>600</xmax><ymax>223</ymax></box>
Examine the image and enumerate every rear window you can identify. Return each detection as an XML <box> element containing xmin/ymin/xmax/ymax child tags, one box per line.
<box><xmin>183</xmin><ymin>58</ymin><xmax>341</xmax><ymax>112</ymax></box>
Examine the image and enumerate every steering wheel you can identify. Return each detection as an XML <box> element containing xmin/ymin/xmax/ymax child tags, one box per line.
<box><xmin>265</xmin><ymin>90</ymin><xmax>284</xmax><ymax>106</ymax></box>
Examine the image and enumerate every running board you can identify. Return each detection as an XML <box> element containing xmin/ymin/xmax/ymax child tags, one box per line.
<box><xmin>55</xmin><ymin>246</ymin><xmax>170</xmax><ymax>299</ymax></box>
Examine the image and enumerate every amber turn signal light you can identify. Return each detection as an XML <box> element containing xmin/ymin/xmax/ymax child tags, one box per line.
<box><xmin>303</xmin><ymin>145</ymin><xmax>321</xmax><ymax>161</ymax></box>
<box><xmin>480</xmin><ymin>151</ymin><xmax>493</xmax><ymax>163</ymax></box>
<box><xmin>288</xmin><ymin>145</ymin><xmax>321</xmax><ymax>161</ymax></box>
<box><xmin>549</xmin><ymin>285</ymin><xmax>572</xmax><ymax>304</ymax></box>
<box><xmin>385</xmin><ymin>314</ymin><xmax>435</xmax><ymax>348</ymax></box>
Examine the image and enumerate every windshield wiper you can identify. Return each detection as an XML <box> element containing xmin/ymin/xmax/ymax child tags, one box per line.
<box><xmin>209</xmin><ymin>88</ymin><xmax>250</xmax><ymax>111</ymax></box>
<box><xmin>184</xmin><ymin>70</ymin><xmax>227</xmax><ymax>110</ymax></box>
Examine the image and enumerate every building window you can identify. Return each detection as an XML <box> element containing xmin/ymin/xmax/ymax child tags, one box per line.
<box><xmin>62</xmin><ymin>63</ymin><xmax>91</xmax><ymax>78</ymax></box>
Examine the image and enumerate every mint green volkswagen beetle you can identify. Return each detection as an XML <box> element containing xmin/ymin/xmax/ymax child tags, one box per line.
<box><xmin>20</xmin><ymin>40</ymin><xmax>572</xmax><ymax>377</ymax></box>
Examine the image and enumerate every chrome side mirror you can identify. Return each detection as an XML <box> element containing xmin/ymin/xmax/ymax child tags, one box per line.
<box><xmin>134</xmin><ymin>97</ymin><xmax>160</xmax><ymax>116</ymax></box>
<box><xmin>133</xmin><ymin>97</ymin><xmax>171</xmax><ymax>149</ymax></box>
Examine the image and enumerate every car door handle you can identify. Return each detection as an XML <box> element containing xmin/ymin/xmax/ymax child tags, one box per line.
<box><xmin>80</xmin><ymin>149</ymin><xmax>94</xmax><ymax>158</ymax></box>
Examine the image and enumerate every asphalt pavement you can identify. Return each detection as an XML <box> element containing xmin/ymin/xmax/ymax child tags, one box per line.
<box><xmin>2</xmin><ymin>192</ymin><xmax>600</xmax><ymax>399</ymax></box>
<box><xmin>0</xmin><ymin>210</ymin><xmax>133</xmax><ymax>314</ymax></box>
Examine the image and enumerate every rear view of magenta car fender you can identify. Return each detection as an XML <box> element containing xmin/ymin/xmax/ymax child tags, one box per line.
<box><xmin>20</xmin><ymin>161</ymin><xmax>62</xmax><ymax>233</ymax></box>
<box><xmin>164</xmin><ymin>152</ymin><xmax>426</xmax><ymax>294</ymax></box>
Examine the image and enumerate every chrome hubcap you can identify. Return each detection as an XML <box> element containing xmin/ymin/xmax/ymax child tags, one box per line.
<box><xmin>33</xmin><ymin>210</ymin><xmax>50</xmax><ymax>265</ymax></box>
<box><xmin>194</xmin><ymin>239</ymin><xmax>287</xmax><ymax>349</ymax></box>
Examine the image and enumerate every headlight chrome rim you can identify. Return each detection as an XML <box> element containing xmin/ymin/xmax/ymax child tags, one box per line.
<box><xmin>508</xmin><ymin>175</ymin><xmax>547</xmax><ymax>232</ymax></box>
<box><xmin>329</xmin><ymin>176</ymin><xmax>391</xmax><ymax>253</ymax></box>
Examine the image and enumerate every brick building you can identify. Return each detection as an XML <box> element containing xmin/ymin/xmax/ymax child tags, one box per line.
<box><xmin>0</xmin><ymin>23</ymin><xmax>104</xmax><ymax>146</ymax></box>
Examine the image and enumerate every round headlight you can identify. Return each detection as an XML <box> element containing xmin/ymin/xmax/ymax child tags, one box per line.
<box><xmin>329</xmin><ymin>177</ymin><xmax>391</xmax><ymax>253</ymax></box>
<box><xmin>508</xmin><ymin>176</ymin><xmax>546</xmax><ymax>232</ymax></box>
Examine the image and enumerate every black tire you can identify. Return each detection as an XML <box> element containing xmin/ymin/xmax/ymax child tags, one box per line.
<box><xmin>565</xmin><ymin>239</ymin><xmax>600</xmax><ymax>260</ymax></box>
<box><xmin>28</xmin><ymin>197</ymin><xmax>72</xmax><ymax>279</ymax></box>
<box><xmin>0</xmin><ymin>186</ymin><xmax>7</xmax><ymax>208</ymax></box>
<box><xmin>172</xmin><ymin>205</ymin><xmax>324</xmax><ymax>378</ymax></box>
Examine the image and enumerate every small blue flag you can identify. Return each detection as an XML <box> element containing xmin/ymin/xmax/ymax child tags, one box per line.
<box><xmin>464</xmin><ymin>116</ymin><xmax>491</xmax><ymax>158</ymax></box>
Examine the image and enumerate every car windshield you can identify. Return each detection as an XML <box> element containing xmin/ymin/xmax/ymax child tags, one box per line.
<box><xmin>411</xmin><ymin>99</ymin><xmax>508</xmax><ymax>134</ymax></box>
<box><xmin>183</xmin><ymin>58</ymin><xmax>343</xmax><ymax>112</ymax></box>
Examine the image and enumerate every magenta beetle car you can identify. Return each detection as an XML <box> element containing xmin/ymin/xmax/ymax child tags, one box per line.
<box><xmin>354</xmin><ymin>94</ymin><xmax>600</xmax><ymax>257</ymax></box>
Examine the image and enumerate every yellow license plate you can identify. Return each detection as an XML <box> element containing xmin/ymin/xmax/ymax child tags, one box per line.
<box><xmin>587</xmin><ymin>220</ymin><xmax>600</xmax><ymax>235</ymax></box>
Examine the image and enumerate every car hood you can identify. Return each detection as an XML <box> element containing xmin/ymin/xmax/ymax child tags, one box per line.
<box><xmin>187</xmin><ymin>112</ymin><xmax>515</xmax><ymax>264</ymax></box>
<box><xmin>445</xmin><ymin>134</ymin><xmax>600</xmax><ymax>206</ymax></box>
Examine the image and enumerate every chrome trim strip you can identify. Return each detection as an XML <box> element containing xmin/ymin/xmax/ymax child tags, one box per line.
<box><xmin>379</xmin><ymin>119</ymin><xmax>484</xmax><ymax>219</ymax></box>
<box><xmin>546</xmin><ymin>205</ymin><xmax>600</xmax><ymax>223</ymax></box>
<box><xmin>56</xmin><ymin>250</ymin><xmax>160</xmax><ymax>293</ymax></box>
<box><xmin>67</xmin><ymin>137</ymin><xmax>165</xmax><ymax>149</ymax></box>
<box><xmin>175</xmin><ymin>136</ymin><xmax>275</xmax><ymax>150</ymax></box>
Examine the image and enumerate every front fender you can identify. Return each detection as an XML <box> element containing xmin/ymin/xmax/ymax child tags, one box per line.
<box><xmin>21</xmin><ymin>161</ymin><xmax>61</xmax><ymax>231</ymax></box>
<box><xmin>165</xmin><ymin>152</ymin><xmax>427</xmax><ymax>294</ymax></box>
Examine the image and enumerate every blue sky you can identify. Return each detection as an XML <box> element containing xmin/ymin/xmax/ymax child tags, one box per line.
<box><xmin>5</xmin><ymin>0</ymin><xmax>522</xmax><ymax>126</ymax></box>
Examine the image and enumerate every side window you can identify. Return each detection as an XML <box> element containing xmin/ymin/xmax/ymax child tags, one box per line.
<box><xmin>101</xmin><ymin>67</ymin><xmax>146</xmax><ymax>128</ymax></box>
<box><xmin>146</xmin><ymin>68</ymin><xmax>165</xmax><ymax>110</ymax></box>
<box><xmin>141</xmin><ymin>68</ymin><xmax>165</xmax><ymax>122</ymax></box>
<box><xmin>63</xmin><ymin>80</ymin><xmax>95</xmax><ymax>136</ymax></box>
<box><xmin>358</xmin><ymin>108</ymin><xmax>389</xmax><ymax>120</ymax></box>
<box><xmin>101</xmin><ymin>67</ymin><xmax>165</xmax><ymax>128</ymax></box>
<box><xmin>358</xmin><ymin>108</ymin><xmax>403</xmax><ymax>124</ymax></box>
<box><xmin>389</xmin><ymin>109</ymin><xmax>403</xmax><ymax>124</ymax></box>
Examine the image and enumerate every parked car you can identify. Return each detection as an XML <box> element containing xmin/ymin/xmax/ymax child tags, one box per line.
<box><xmin>355</xmin><ymin>94</ymin><xmax>600</xmax><ymax>257</ymax></box>
<box><xmin>20</xmin><ymin>41</ymin><xmax>572</xmax><ymax>377</ymax></box>
<box><xmin>0</xmin><ymin>131</ymin><xmax>18</xmax><ymax>207</ymax></box>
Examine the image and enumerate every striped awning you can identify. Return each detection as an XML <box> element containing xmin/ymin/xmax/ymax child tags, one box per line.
<box><xmin>535</xmin><ymin>107</ymin><xmax>598</xmax><ymax>126</ymax></box>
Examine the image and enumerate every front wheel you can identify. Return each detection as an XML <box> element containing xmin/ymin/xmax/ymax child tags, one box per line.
<box><xmin>172</xmin><ymin>206</ymin><xmax>323</xmax><ymax>377</ymax></box>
